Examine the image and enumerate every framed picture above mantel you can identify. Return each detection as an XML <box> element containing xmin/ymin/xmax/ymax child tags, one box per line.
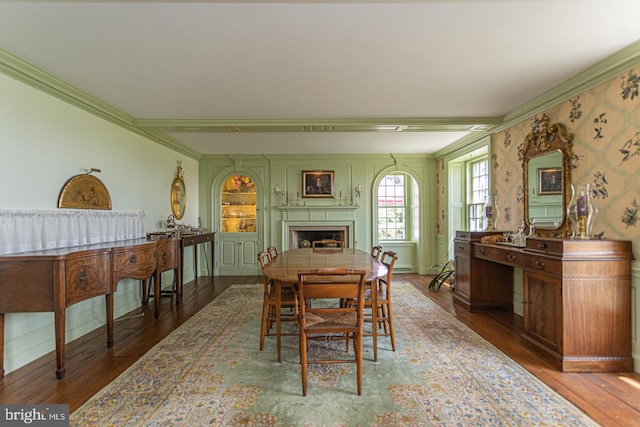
<box><xmin>302</xmin><ymin>170</ymin><xmax>334</xmax><ymax>198</ymax></box>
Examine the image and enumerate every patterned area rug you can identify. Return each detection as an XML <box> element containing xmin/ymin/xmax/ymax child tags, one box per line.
<box><xmin>71</xmin><ymin>283</ymin><xmax>598</xmax><ymax>426</ymax></box>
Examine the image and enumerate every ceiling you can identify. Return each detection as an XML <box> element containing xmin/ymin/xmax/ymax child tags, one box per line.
<box><xmin>1</xmin><ymin>0</ymin><xmax>639</xmax><ymax>156</ymax></box>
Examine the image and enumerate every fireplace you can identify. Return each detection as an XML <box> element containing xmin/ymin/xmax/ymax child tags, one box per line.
<box><xmin>289</xmin><ymin>225</ymin><xmax>349</xmax><ymax>249</ymax></box>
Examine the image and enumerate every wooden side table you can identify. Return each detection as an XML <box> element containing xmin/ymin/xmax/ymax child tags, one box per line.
<box><xmin>179</xmin><ymin>232</ymin><xmax>215</xmax><ymax>300</ymax></box>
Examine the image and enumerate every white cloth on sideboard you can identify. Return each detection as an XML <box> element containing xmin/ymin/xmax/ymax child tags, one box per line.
<box><xmin>0</xmin><ymin>209</ymin><xmax>146</xmax><ymax>255</ymax></box>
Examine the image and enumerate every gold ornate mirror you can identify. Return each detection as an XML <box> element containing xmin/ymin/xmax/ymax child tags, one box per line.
<box><xmin>171</xmin><ymin>161</ymin><xmax>186</xmax><ymax>220</ymax></box>
<box><xmin>521</xmin><ymin>114</ymin><xmax>573</xmax><ymax>237</ymax></box>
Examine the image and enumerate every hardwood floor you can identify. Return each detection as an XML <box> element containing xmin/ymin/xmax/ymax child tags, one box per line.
<box><xmin>1</xmin><ymin>274</ymin><xmax>639</xmax><ymax>426</ymax></box>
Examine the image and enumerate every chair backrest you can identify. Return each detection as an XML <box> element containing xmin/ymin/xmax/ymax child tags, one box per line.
<box><xmin>379</xmin><ymin>250</ymin><xmax>398</xmax><ymax>290</ymax></box>
<box><xmin>257</xmin><ymin>251</ymin><xmax>271</xmax><ymax>270</ymax></box>
<box><xmin>311</xmin><ymin>239</ymin><xmax>345</xmax><ymax>250</ymax></box>
<box><xmin>267</xmin><ymin>246</ymin><xmax>279</xmax><ymax>260</ymax></box>
<box><xmin>371</xmin><ymin>245</ymin><xmax>383</xmax><ymax>261</ymax></box>
<box><xmin>297</xmin><ymin>268</ymin><xmax>366</xmax><ymax>315</ymax></box>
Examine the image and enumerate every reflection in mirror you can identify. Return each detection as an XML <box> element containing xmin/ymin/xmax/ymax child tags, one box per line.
<box><xmin>171</xmin><ymin>161</ymin><xmax>186</xmax><ymax>220</ymax></box>
<box><xmin>527</xmin><ymin>151</ymin><xmax>563</xmax><ymax>226</ymax></box>
<box><xmin>521</xmin><ymin>114</ymin><xmax>573</xmax><ymax>238</ymax></box>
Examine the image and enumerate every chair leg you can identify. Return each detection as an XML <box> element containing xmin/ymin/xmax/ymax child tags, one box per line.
<box><xmin>259</xmin><ymin>287</ymin><xmax>269</xmax><ymax>351</ymax></box>
<box><xmin>387</xmin><ymin>300</ymin><xmax>396</xmax><ymax>351</ymax></box>
<box><xmin>300</xmin><ymin>330</ymin><xmax>308</xmax><ymax>396</ymax></box>
<box><xmin>275</xmin><ymin>281</ymin><xmax>282</xmax><ymax>363</ymax></box>
<box><xmin>356</xmin><ymin>331</ymin><xmax>363</xmax><ymax>395</ymax></box>
<box><xmin>370</xmin><ymin>287</ymin><xmax>378</xmax><ymax>362</ymax></box>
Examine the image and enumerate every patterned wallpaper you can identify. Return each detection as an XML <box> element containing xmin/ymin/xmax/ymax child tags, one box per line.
<box><xmin>492</xmin><ymin>67</ymin><xmax>640</xmax><ymax>256</ymax></box>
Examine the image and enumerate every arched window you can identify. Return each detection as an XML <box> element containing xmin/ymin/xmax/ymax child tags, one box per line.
<box><xmin>377</xmin><ymin>172</ymin><xmax>418</xmax><ymax>241</ymax></box>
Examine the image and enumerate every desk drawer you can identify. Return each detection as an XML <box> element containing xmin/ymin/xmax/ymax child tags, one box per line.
<box><xmin>475</xmin><ymin>245</ymin><xmax>523</xmax><ymax>266</ymax></box>
<box><xmin>454</xmin><ymin>240</ymin><xmax>470</xmax><ymax>256</ymax></box>
<box><xmin>526</xmin><ymin>237</ymin><xmax>564</xmax><ymax>255</ymax></box>
<box><xmin>524</xmin><ymin>255</ymin><xmax>562</xmax><ymax>276</ymax></box>
<box><xmin>66</xmin><ymin>254</ymin><xmax>111</xmax><ymax>306</ymax></box>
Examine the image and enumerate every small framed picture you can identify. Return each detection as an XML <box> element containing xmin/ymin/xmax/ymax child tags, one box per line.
<box><xmin>538</xmin><ymin>168</ymin><xmax>562</xmax><ymax>195</ymax></box>
<box><xmin>302</xmin><ymin>171</ymin><xmax>334</xmax><ymax>198</ymax></box>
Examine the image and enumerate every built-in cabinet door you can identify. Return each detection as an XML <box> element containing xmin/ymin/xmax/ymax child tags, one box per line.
<box><xmin>523</xmin><ymin>270</ymin><xmax>563</xmax><ymax>355</ymax></box>
<box><xmin>217</xmin><ymin>235</ymin><xmax>259</xmax><ymax>275</ymax></box>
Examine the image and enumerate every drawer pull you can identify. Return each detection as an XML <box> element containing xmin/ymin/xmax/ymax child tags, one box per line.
<box><xmin>506</xmin><ymin>254</ymin><xmax>515</xmax><ymax>262</ymax></box>
<box><xmin>458</xmin><ymin>245</ymin><xmax>465</xmax><ymax>251</ymax></box>
<box><xmin>129</xmin><ymin>255</ymin><xmax>137</xmax><ymax>264</ymax></box>
<box><xmin>537</xmin><ymin>243</ymin><xmax>548</xmax><ymax>250</ymax></box>
<box><xmin>78</xmin><ymin>274</ymin><xmax>87</xmax><ymax>282</ymax></box>
<box><xmin>535</xmin><ymin>260</ymin><xmax>545</xmax><ymax>269</ymax></box>
<box><xmin>478</xmin><ymin>248</ymin><xmax>486</xmax><ymax>255</ymax></box>
<box><xmin>161</xmin><ymin>255</ymin><xmax>167</xmax><ymax>263</ymax></box>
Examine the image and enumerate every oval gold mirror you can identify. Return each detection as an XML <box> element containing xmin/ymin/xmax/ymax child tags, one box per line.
<box><xmin>521</xmin><ymin>114</ymin><xmax>573</xmax><ymax>237</ymax></box>
<box><xmin>171</xmin><ymin>161</ymin><xmax>186</xmax><ymax>220</ymax></box>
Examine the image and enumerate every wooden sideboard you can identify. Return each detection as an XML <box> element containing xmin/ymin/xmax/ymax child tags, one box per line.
<box><xmin>453</xmin><ymin>230</ymin><xmax>635</xmax><ymax>372</ymax></box>
<box><xmin>0</xmin><ymin>232</ymin><xmax>215</xmax><ymax>379</ymax></box>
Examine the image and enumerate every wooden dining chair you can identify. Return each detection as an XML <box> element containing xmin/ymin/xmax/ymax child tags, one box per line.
<box><xmin>296</xmin><ymin>268</ymin><xmax>366</xmax><ymax>396</ymax></box>
<box><xmin>344</xmin><ymin>250</ymin><xmax>397</xmax><ymax>361</ymax></box>
<box><xmin>266</xmin><ymin>246</ymin><xmax>279</xmax><ymax>261</ymax></box>
<box><xmin>257</xmin><ymin>251</ymin><xmax>297</xmax><ymax>362</ymax></box>
<box><xmin>368</xmin><ymin>250</ymin><xmax>398</xmax><ymax>361</ymax></box>
<box><xmin>371</xmin><ymin>245</ymin><xmax>383</xmax><ymax>261</ymax></box>
<box><xmin>311</xmin><ymin>239</ymin><xmax>344</xmax><ymax>250</ymax></box>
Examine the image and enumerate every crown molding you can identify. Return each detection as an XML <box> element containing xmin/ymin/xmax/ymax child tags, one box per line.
<box><xmin>133</xmin><ymin>117</ymin><xmax>499</xmax><ymax>133</ymax></box>
<box><xmin>0</xmin><ymin>48</ymin><xmax>202</xmax><ymax>160</ymax></box>
<box><xmin>498</xmin><ymin>39</ymin><xmax>640</xmax><ymax>131</ymax></box>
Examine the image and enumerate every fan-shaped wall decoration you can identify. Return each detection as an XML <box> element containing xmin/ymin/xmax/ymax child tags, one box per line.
<box><xmin>58</xmin><ymin>172</ymin><xmax>112</xmax><ymax>210</ymax></box>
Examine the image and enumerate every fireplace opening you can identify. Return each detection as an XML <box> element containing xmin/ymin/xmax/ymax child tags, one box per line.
<box><xmin>289</xmin><ymin>226</ymin><xmax>349</xmax><ymax>249</ymax></box>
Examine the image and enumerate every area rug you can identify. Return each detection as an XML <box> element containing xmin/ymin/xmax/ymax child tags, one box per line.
<box><xmin>71</xmin><ymin>283</ymin><xmax>598</xmax><ymax>426</ymax></box>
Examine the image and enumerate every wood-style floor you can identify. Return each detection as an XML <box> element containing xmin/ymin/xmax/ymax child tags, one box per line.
<box><xmin>1</xmin><ymin>274</ymin><xmax>639</xmax><ymax>426</ymax></box>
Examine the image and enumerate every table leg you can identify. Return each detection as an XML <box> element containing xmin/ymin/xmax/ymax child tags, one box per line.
<box><xmin>54</xmin><ymin>307</ymin><xmax>66</xmax><ymax>379</ymax></box>
<box><xmin>106</xmin><ymin>293</ymin><xmax>114</xmax><ymax>349</ymax></box>
<box><xmin>153</xmin><ymin>273</ymin><xmax>160</xmax><ymax>318</ymax></box>
<box><xmin>0</xmin><ymin>313</ymin><xmax>4</xmax><ymax>379</ymax></box>
<box><xmin>193</xmin><ymin>245</ymin><xmax>198</xmax><ymax>281</ymax></box>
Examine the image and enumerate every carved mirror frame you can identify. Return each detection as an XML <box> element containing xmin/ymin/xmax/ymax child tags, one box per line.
<box><xmin>171</xmin><ymin>161</ymin><xmax>186</xmax><ymax>220</ymax></box>
<box><xmin>520</xmin><ymin>114</ymin><xmax>573</xmax><ymax>238</ymax></box>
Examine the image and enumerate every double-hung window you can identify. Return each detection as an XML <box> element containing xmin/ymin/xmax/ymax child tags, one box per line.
<box><xmin>377</xmin><ymin>173</ymin><xmax>407</xmax><ymax>240</ymax></box>
<box><xmin>467</xmin><ymin>158</ymin><xmax>489</xmax><ymax>231</ymax></box>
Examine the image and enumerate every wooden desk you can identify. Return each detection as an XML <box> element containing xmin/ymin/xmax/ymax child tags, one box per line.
<box><xmin>179</xmin><ymin>232</ymin><xmax>215</xmax><ymax>299</ymax></box>
<box><xmin>454</xmin><ymin>230</ymin><xmax>634</xmax><ymax>372</ymax></box>
<box><xmin>0</xmin><ymin>238</ymin><xmax>158</xmax><ymax>379</ymax></box>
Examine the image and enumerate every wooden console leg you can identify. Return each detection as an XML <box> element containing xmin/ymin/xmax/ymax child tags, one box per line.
<box><xmin>106</xmin><ymin>293</ymin><xmax>114</xmax><ymax>348</ymax></box>
<box><xmin>54</xmin><ymin>308</ymin><xmax>66</xmax><ymax>379</ymax></box>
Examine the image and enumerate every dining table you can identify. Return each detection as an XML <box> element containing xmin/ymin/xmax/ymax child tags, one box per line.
<box><xmin>261</xmin><ymin>247</ymin><xmax>388</xmax><ymax>361</ymax></box>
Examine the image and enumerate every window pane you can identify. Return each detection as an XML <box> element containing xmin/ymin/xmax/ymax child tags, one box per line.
<box><xmin>468</xmin><ymin>158</ymin><xmax>489</xmax><ymax>230</ymax></box>
<box><xmin>377</xmin><ymin>173</ymin><xmax>407</xmax><ymax>240</ymax></box>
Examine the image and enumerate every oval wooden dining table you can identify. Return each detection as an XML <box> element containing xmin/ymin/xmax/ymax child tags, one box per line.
<box><xmin>263</xmin><ymin>247</ymin><xmax>388</xmax><ymax>284</ymax></box>
<box><xmin>261</xmin><ymin>247</ymin><xmax>387</xmax><ymax>362</ymax></box>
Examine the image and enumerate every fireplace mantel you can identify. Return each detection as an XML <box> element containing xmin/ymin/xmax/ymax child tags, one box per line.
<box><xmin>276</xmin><ymin>205</ymin><xmax>360</xmax><ymax>211</ymax></box>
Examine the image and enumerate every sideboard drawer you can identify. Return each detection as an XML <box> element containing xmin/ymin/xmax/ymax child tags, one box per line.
<box><xmin>113</xmin><ymin>245</ymin><xmax>157</xmax><ymax>279</ymax></box>
<box><xmin>66</xmin><ymin>254</ymin><xmax>111</xmax><ymax>306</ymax></box>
